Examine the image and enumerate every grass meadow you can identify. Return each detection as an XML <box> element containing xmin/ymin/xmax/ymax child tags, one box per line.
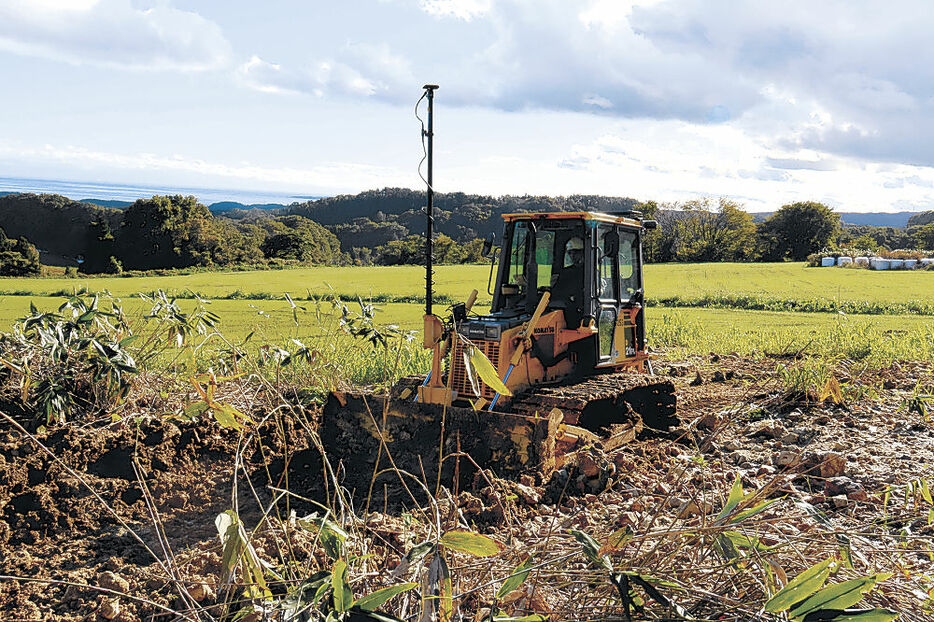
<box><xmin>6</xmin><ymin>262</ymin><xmax>934</xmax><ymax>305</ymax></box>
<box><xmin>1</xmin><ymin>261</ymin><xmax>932</xmax><ymax>364</ymax></box>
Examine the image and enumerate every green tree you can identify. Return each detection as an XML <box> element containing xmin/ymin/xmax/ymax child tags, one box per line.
<box><xmin>116</xmin><ymin>195</ymin><xmax>215</xmax><ymax>270</ymax></box>
<box><xmin>0</xmin><ymin>229</ymin><xmax>41</xmax><ymax>276</ymax></box>
<box><xmin>911</xmin><ymin>224</ymin><xmax>934</xmax><ymax>250</ymax></box>
<box><xmin>759</xmin><ymin>201</ymin><xmax>840</xmax><ymax>261</ymax></box>
<box><xmin>258</xmin><ymin>215</ymin><xmax>342</xmax><ymax>263</ymax></box>
<box><xmin>675</xmin><ymin>198</ymin><xmax>757</xmax><ymax>262</ymax></box>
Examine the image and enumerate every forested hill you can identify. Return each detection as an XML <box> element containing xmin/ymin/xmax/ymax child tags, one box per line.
<box><xmin>0</xmin><ymin>193</ymin><xmax>122</xmax><ymax>264</ymax></box>
<box><xmin>288</xmin><ymin>187</ymin><xmax>642</xmax><ymax>251</ymax></box>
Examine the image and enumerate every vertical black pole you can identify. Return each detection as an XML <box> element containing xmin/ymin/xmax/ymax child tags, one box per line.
<box><xmin>423</xmin><ymin>84</ymin><xmax>438</xmax><ymax>317</ymax></box>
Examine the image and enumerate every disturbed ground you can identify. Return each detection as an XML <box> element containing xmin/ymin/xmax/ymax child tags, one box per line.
<box><xmin>1</xmin><ymin>354</ymin><xmax>933</xmax><ymax>620</ymax></box>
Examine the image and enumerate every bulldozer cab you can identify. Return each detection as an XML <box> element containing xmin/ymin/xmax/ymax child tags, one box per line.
<box><xmin>490</xmin><ymin>211</ymin><xmax>650</xmax><ymax>364</ymax></box>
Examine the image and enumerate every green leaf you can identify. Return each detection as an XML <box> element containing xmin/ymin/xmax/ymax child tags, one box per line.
<box><xmin>716</xmin><ymin>477</ymin><xmax>744</xmax><ymax>521</ymax></box>
<box><xmin>497</xmin><ymin>556</ymin><xmax>534</xmax><ymax>600</ymax></box>
<box><xmin>765</xmin><ymin>557</ymin><xmax>834</xmax><ymax>612</ymax></box>
<box><xmin>570</xmin><ymin>529</ymin><xmax>612</xmax><ymax>571</ymax></box>
<box><xmin>212</xmin><ymin>403</ymin><xmax>243</xmax><ymax>430</ymax></box>
<box><xmin>789</xmin><ymin>574</ymin><xmax>891</xmax><ymax>619</ymax></box>
<box><xmin>730</xmin><ymin>497</ymin><xmax>782</xmax><ymax>524</ymax></box>
<box><xmin>183</xmin><ymin>400</ymin><xmax>209</xmax><ymax>419</ymax></box>
<box><xmin>355</xmin><ymin>583</ymin><xmax>417</xmax><ymax>611</ymax></box>
<box><xmin>350</xmin><ymin>612</ymin><xmax>401</xmax><ymax>622</ymax></box>
<box><xmin>921</xmin><ymin>479</ymin><xmax>933</xmax><ymax>504</ymax></box>
<box><xmin>598</xmin><ymin>526</ymin><xmax>633</xmax><ymax>556</ymax></box>
<box><xmin>440</xmin><ymin>530</ymin><xmax>504</xmax><ymax>557</ymax></box>
<box><xmin>331</xmin><ymin>560</ymin><xmax>353</xmax><ymax>613</ymax></box>
<box><xmin>815</xmin><ymin>609</ymin><xmax>899</xmax><ymax>622</ymax></box>
<box><xmin>468</xmin><ymin>345</ymin><xmax>512</xmax><ymax>397</ymax></box>
<box><xmin>297</xmin><ymin>514</ymin><xmax>349</xmax><ymax>560</ymax></box>
<box><xmin>215</xmin><ymin>510</ymin><xmax>243</xmax><ymax>584</ymax></box>
<box><xmin>424</xmin><ymin>553</ymin><xmax>453</xmax><ymax>622</ymax></box>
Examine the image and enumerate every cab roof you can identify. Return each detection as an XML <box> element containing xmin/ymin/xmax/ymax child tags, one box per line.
<box><xmin>502</xmin><ymin>211</ymin><xmax>643</xmax><ymax>228</ymax></box>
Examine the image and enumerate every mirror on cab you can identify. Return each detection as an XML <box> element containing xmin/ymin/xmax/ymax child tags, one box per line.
<box><xmin>481</xmin><ymin>233</ymin><xmax>496</xmax><ymax>257</ymax></box>
<box><xmin>643</xmin><ymin>220</ymin><xmax>658</xmax><ymax>230</ymax></box>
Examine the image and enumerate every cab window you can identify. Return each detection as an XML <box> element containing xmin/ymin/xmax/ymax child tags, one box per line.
<box><xmin>619</xmin><ymin>230</ymin><xmax>640</xmax><ymax>300</ymax></box>
<box><xmin>596</xmin><ymin>224</ymin><xmax>617</xmax><ymax>300</ymax></box>
<box><xmin>506</xmin><ymin>222</ymin><xmax>530</xmax><ymax>291</ymax></box>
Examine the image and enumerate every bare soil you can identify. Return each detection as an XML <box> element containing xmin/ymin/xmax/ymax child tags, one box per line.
<box><xmin>1</xmin><ymin>354</ymin><xmax>933</xmax><ymax>620</ymax></box>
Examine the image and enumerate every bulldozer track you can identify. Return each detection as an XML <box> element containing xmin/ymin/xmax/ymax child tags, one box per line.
<box><xmin>509</xmin><ymin>373</ymin><xmax>677</xmax><ymax>431</ymax></box>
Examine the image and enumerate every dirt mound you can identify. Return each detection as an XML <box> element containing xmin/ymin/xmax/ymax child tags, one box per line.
<box><xmin>0</xmin><ymin>414</ymin><xmax>312</xmax><ymax>620</ymax></box>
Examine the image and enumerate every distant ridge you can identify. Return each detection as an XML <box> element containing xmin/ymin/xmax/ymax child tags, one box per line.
<box><xmin>753</xmin><ymin>211</ymin><xmax>918</xmax><ymax>228</ymax></box>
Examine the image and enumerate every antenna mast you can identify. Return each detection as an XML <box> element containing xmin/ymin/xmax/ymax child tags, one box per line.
<box><xmin>423</xmin><ymin>84</ymin><xmax>438</xmax><ymax>316</ymax></box>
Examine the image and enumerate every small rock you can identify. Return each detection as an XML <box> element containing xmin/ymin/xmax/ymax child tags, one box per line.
<box><xmin>824</xmin><ymin>476</ymin><xmax>868</xmax><ymax>502</ymax></box>
<box><xmin>698</xmin><ymin>413</ymin><xmax>720</xmax><ymax>430</ymax></box>
<box><xmin>756</xmin><ymin>464</ymin><xmax>777</xmax><ymax>477</ymax></box>
<box><xmin>774</xmin><ymin>450</ymin><xmax>800</xmax><ymax>468</ymax></box>
<box><xmin>712</xmin><ymin>370</ymin><xmax>726</xmax><ymax>382</ymax></box>
<box><xmin>748</xmin><ymin>420</ymin><xmax>786</xmax><ymax>440</ymax></box>
<box><xmin>690</xmin><ymin>372</ymin><xmax>703</xmax><ymax>386</ymax></box>
<box><xmin>189</xmin><ymin>582</ymin><xmax>215</xmax><ymax>602</ymax></box>
<box><xmin>578</xmin><ymin>453</ymin><xmax>601</xmax><ymax>479</ymax></box>
<box><xmin>98</xmin><ymin>571</ymin><xmax>130</xmax><ymax>594</ymax></box>
<box><xmin>831</xmin><ymin>495</ymin><xmax>851</xmax><ymax>509</ymax></box>
<box><xmin>818</xmin><ymin>452</ymin><xmax>847</xmax><ymax>478</ymax></box>
<box><xmin>667</xmin><ymin>496</ymin><xmax>686</xmax><ymax>509</ymax></box>
<box><xmin>515</xmin><ymin>483</ymin><xmax>540</xmax><ymax>505</ymax></box>
<box><xmin>781</xmin><ymin>432</ymin><xmax>800</xmax><ymax>445</ymax></box>
<box><xmin>100</xmin><ymin>598</ymin><xmax>121</xmax><ymax>620</ymax></box>
<box><xmin>676</xmin><ymin>499</ymin><xmax>712</xmax><ymax>519</ymax></box>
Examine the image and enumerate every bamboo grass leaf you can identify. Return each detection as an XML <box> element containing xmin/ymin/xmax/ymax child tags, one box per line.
<box><xmin>468</xmin><ymin>345</ymin><xmax>511</xmax><ymax>396</ymax></box>
<box><xmin>440</xmin><ymin>530</ymin><xmax>504</xmax><ymax>557</ymax></box>
<box><xmin>789</xmin><ymin>574</ymin><xmax>891</xmax><ymax>619</ymax></box>
<box><xmin>765</xmin><ymin>558</ymin><xmax>834</xmax><ymax>612</ymax></box>
<box><xmin>355</xmin><ymin>583</ymin><xmax>418</xmax><ymax>611</ymax></box>
<box><xmin>497</xmin><ymin>555</ymin><xmax>534</xmax><ymax>600</ymax></box>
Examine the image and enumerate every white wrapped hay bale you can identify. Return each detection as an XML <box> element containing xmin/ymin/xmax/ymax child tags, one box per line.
<box><xmin>855</xmin><ymin>257</ymin><xmax>870</xmax><ymax>266</ymax></box>
<box><xmin>889</xmin><ymin>259</ymin><xmax>905</xmax><ymax>269</ymax></box>
<box><xmin>838</xmin><ymin>256</ymin><xmax>853</xmax><ymax>266</ymax></box>
<box><xmin>904</xmin><ymin>259</ymin><xmax>918</xmax><ymax>269</ymax></box>
<box><xmin>821</xmin><ymin>256</ymin><xmax>836</xmax><ymax>267</ymax></box>
<box><xmin>920</xmin><ymin>258</ymin><xmax>934</xmax><ymax>267</ymax></box>
<box><xmin>871</xmin><ymin>258</ymin><xmax>890</xmax><ymax>270</ymax></box>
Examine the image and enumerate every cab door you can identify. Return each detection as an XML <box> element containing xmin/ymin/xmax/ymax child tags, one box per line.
<box><xmin>615</xmin><ymin>227</ymin><xmax>643</xmax><ymax>360</ymax></box>
<box><xmin>595</xmin><ymin>223</ymin><xmax>619</xmax><ymax>366</ymax></box>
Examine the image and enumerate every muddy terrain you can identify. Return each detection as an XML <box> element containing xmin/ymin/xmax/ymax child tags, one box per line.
<box><xmin>1</xmin><ymin>354</ymin><xmax>933</xmax><ymax>620</ymax></box>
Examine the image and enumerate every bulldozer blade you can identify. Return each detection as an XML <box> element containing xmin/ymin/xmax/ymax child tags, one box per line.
<box><xmin>319</xmin><ymin>392</ymin><xmax>561</xmax><ymax>506</ymax></box>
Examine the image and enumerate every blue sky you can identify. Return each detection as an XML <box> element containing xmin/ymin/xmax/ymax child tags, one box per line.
<box><xmin>2</xmin><ymin>0</ymin><xmax>934</xmax><ymax>212</ymax></box>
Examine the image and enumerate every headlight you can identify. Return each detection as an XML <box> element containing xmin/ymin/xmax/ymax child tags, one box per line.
<box><xmin>485</xmin><ymin>325</ymin><xmax>501</xmax><ymax>340</ymax></box>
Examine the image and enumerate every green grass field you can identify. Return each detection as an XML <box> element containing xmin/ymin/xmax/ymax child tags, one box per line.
<box><xmin>3</xmin><ymin>262</ymin><xmax>933</xmax><ymax>306</ymax></box>
<box><xmin>1</xmin><ymin>262</ymin><xmax>932</xmax><ymax>363</ymax></box>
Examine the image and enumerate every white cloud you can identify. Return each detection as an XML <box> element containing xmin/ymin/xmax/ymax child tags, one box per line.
<box><xmin>420</xmin><ymin>0</ymin><xmax>492</xmax><ymax>20</ymax></box>
<box><xmin>0</xmin><ymin>0</ymin><xmax>231</xmax><ymax>70</ymax></box>
<box><xmin>0</xmin><ymin>141</ymin><xmax>406</xmax><ymax>194</ymax></box>
<box><xmin>237</xmin><ymin>43</ymin><xmax>415</xmax><ymax>102</ymax></box>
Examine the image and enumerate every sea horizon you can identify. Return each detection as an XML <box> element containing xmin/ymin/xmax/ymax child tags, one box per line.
<box><xmin>0</xmin><ymin>175</ymin><xmax>322</xmax><ymax>207</ymax></box>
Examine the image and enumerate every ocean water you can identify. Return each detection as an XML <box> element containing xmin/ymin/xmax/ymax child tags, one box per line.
<box><xmin>0</xmin><ymin>176</ymin><xmax>320</xmax><ymax>206</ymax></box>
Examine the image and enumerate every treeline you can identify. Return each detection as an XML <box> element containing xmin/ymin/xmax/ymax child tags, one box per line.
<box><xmin>2</xmin><ymin>189</ymin><xmax>933</xmax><ymax>273</ymax></box>
<box><xmin>0</xmin><ymin>193</ymin><xmax>343</xmax><ymax>273</ymax></box>
<box><xmin>642</xmin><ymin>199</ymin><xmax>842</xmax><ymax>262</ymax></box>
<box><xmin>289</xmin><ymin>188</ymin><xmax>641</xmax><ymax>263</ymax></box>
<box><xmin>642</xmin><ymin>199</ymin><xmax>934</xmax><ymax>263</ymax></box>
